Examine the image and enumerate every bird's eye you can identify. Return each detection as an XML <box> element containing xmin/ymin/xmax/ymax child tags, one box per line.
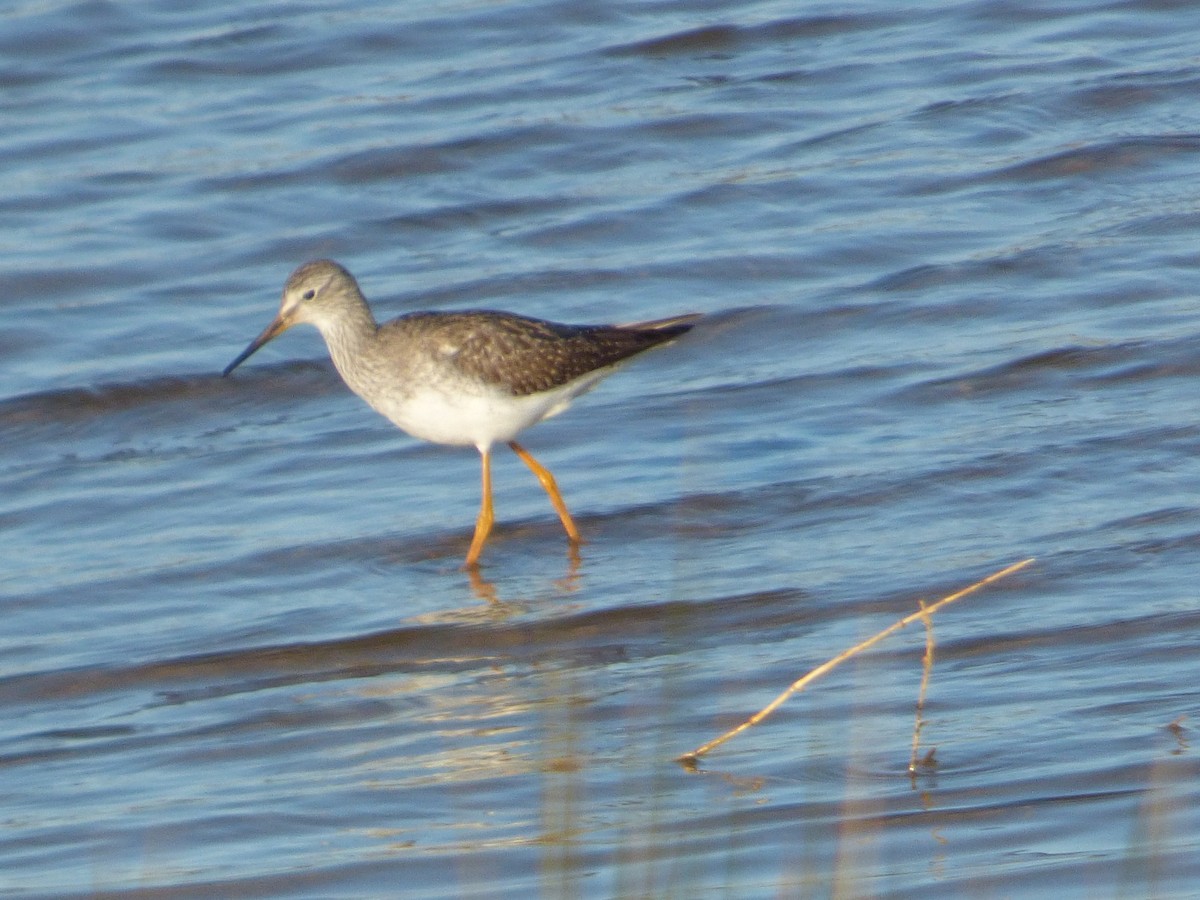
<box><xmin>302</xmin><ymin>289</ymin><xmax>316</xmax><ymax>301</ymax></box>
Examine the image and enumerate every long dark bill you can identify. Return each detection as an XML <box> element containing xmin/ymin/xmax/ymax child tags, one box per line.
<box><xmin>223</xmin><ymin>314</ymin><xmax>291</xmax><ymax>377</ymax></box>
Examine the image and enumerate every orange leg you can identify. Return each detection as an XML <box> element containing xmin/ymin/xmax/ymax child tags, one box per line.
<box><xmin>465</xmin><ymin>447</ymin><xmax>495</xmax><ymax>568</ymax></box>
<box><xmin>508</xmin><ymin>441</ymin><xmax>582</xmax><ymax>544</ymax></box>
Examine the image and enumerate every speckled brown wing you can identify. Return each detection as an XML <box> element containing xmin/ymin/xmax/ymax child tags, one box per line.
<box><xmin>401</xmin><ymin>311</ymin><xmax>698</xmax><ymax>397</ymax></box>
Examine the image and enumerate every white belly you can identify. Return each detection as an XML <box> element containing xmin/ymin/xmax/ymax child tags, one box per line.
<box><xmin>364</xmin><ymin>377</ymin><xmax>599</xmax><ymax>451</ymax></box>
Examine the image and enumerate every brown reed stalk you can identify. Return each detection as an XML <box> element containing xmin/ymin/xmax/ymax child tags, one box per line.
<box><xmin>908</xmin><ymin>600</ymin><xmax>935</xmax><ymax>781</ymax></box>
<box><xmin>677</xmin><ymin>557</ymin><xmax>1035</xmax><ymax>766</ymax></box>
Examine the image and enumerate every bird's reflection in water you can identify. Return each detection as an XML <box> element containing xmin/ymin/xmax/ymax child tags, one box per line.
<box><xmin>467</xmin><ymin>543</ymin><xmax>582</xmax><ymax>603</ymax></box>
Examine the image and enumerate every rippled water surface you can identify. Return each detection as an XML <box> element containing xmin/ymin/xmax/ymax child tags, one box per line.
<box><xmin>3</xmin><ymin>1</ymin><xmax>1200</xmax><ymax>896</ymax></box>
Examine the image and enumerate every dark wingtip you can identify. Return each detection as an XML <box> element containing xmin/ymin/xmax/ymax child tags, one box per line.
<box><xmin>646</xmin><ymin>313</ymin><xmax>702</xmax><ymax>342</ymax></box>
<box><xmin>619</xmin><ymin>312</ymin><xmax>704</xmax><ymax>334</ymax></box>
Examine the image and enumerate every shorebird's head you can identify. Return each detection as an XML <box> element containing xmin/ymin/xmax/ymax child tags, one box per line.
<box><xmin>222</xmin><ymin>259</ymin><xmax>361</xmax><ymax>376</ymax></box>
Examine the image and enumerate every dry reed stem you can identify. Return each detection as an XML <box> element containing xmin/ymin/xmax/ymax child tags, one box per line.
<box><xmin>678</xmin><ymin>557</ymin><xmax>1035</xmax><ymax>766</ymax></box>
<box><xmin>908</xmin><ymin>600</ymin><xmax>935</xmax><ymax>778</ymax></box>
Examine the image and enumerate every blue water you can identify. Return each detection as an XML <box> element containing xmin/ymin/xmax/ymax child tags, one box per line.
<box><xmin>2</xmin><ymin>0</ymin><xmax>1199</xmax><ymax>896</ymax></box>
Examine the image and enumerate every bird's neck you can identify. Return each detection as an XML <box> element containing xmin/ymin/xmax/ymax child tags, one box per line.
<box><xmin>316</xmin><ymin>299</ymin><xmax>379</xmax><ymax>383</ymax></box>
